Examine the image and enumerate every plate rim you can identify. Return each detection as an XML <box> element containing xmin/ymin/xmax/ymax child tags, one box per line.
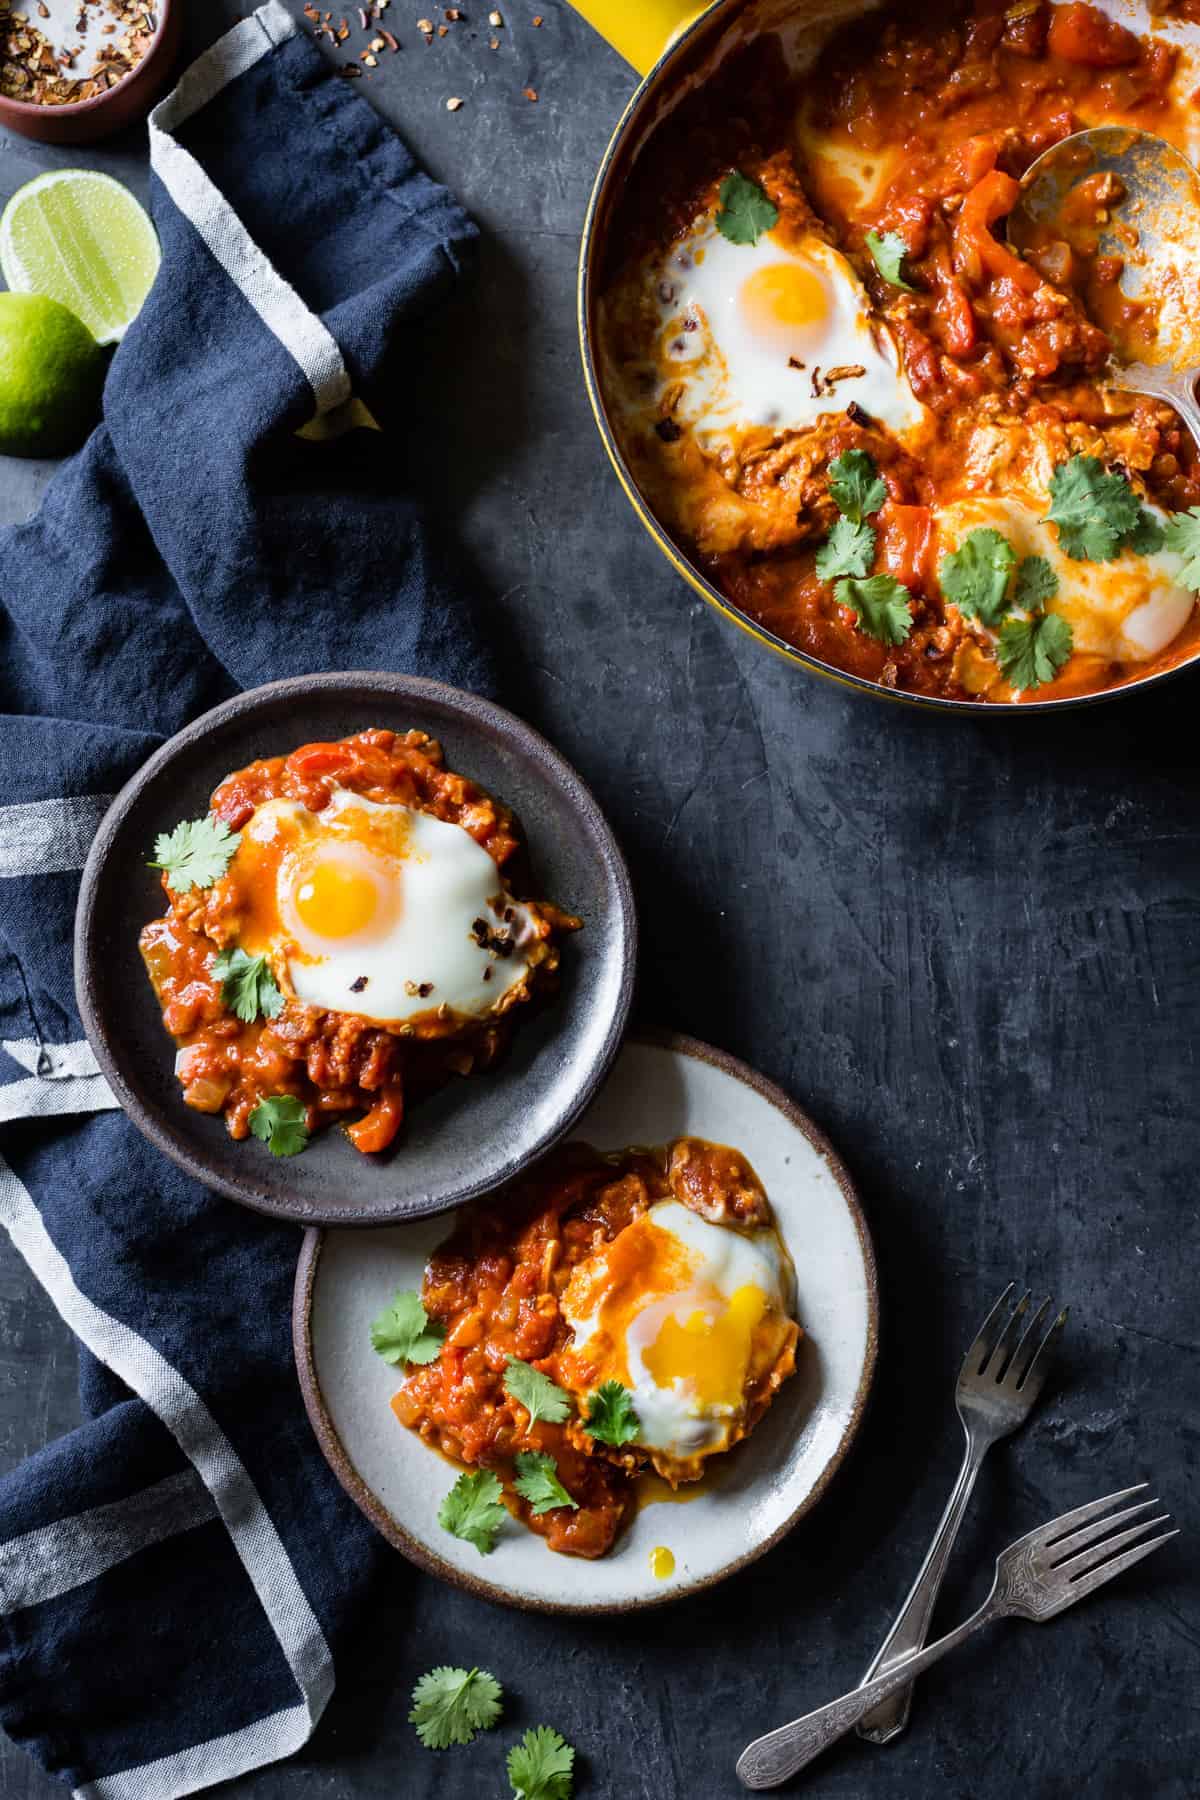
<box><xmin>292</xmin><ymin>1026</ymin><xmax>880</xmax><ymax>1614</ymax></box>
<box><xmin>73</xmin><ymin>669</ymin><xmax>637</xmax><ymax>1227</ymax></box>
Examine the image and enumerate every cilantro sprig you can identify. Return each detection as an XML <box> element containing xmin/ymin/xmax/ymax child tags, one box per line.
<box><xmin>584</xmin><ymin>1380</ymin><xmax>640</xmax><ymax>1447</ymax></box>
<box><xmin>1046</xmin><ymin>456</ymin><xmax>1144</xmax><ymax>562</ymax></box>
<box><xmin>439</xmin><ymin>1469</ymin><xmax>508</xmax><ymax>1556</ymax></box>
<box><xmin>815</xmin><ymin>515</ymin><xmax>875</xmax><ymax>582</ymax></box>
<box><xmin>865</xmin><ymin>228</ymin><xmax>913</xmax><ymax>291</ymax></box>
<box><xmin>504</xmin><ymin>1357</ymin><xmax>572</xmax><ymax>1426</ymax></box>
<box><xmin>370</xmin><ymin>1288</ymin><xmax>445</xmax><ymax>1366</ymax></box>
<box><xmin>508</xmin><ymin>1725</ymin><xmax>576</xmax><ymax>1800</ymax></box>
<box><xmin>212</xmin><ymin>946</ymin><xmax>283</xmax><ymax>1023</ymax></box>
<box><xmin>715</xmin><ymin>170</ymin><xmax>778</xmax><ymax>246</ymax></box>
<box><xmin>248</xmin><ymin>1094</ymin><xmax>308</xmax><ymax>1157</ymax></box>
<box><xmin>514</xmin><ymin>1451</ymin><xmax>578</xmax><ymax>1516</ymax></box>
<box><xmin>1013</xmin><ymin>553</ymin><xmax>1058</xmax><ymax>610</ymax></box>
<box><xmin>996</xmin><ymin>611</ymin><xmax>1074</xmax><ymax>692</ymax></box>
<box><xmin>939</xmin><ymin>527</ymin><xmax>1015</xmax><ymax>626</ymax></box>
<box><xmin>1163</xmin><ymin>506</ymin><xmax>1200</xmax><ymax>589</ymax></box>
<box><xmin>827</xmin><ymin>448</ymin><xmax>887</xmax><ymax>524</ymax></box>
<box><xmin>409</xmin><ymin>1666</ymin><xmax>503</xmax><ymax>1749</ymax></box>
<box><xmin>148</xmin><ymin>816</ymin><xmax>240</xmax><ymax>894</ymax></box>
<box><xmin>835</xmin><ymin>574</ymin><xmax>913</xmax><ymax>646</ymax></box>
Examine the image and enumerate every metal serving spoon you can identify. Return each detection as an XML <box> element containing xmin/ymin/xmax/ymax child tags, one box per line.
<box><xmin>1009</xmin><ymin>125</ymin><xmax>1200</xmax><ymax>445</ymax></box>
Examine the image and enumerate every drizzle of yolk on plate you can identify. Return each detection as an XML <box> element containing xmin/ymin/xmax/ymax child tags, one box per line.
<box><xmin>642</xmin><ymin>1281</ymin><xmax>767</xmax><ymax>1407</ymax></box>
<box><xmin>650</xmin><ymin>1545</ymin><xmax>675</xmax><ymax>1579</ymax></box>
<box><xmin>637</xmin><ymin>1472</ymin><xmax>705</xmax><ymax>1507</ymax></box>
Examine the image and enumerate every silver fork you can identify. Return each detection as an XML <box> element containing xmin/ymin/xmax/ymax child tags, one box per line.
<box><xmin>737</xmin><ymin>1484</ymin><xmax>1177</xmax><ymax>1789</ymax></box>
<box><xmin>856</xmin><ymin>1283</ymin><xmax>1068</xmax><ymax>1742</ymax></box>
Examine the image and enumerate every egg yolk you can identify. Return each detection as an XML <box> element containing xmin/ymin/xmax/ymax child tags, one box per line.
<box><xmin>643</xmin><ymin>1283</ymin><xmax>767</xmax><ymax>1409</ymax></box>
<box><xmin>292</xmin><ymin>857</ymin><xmax>380</xmax><ymax>940</ymax></box>
<box><xmin>739</xmin><ymin>260</ymin><xmax>830</xmax><ymax>345</ymax></box>
<box><xmin>650</xmin><ymin>1546</ymin><xmax>676</xmax><ymax>1579</ymax></box>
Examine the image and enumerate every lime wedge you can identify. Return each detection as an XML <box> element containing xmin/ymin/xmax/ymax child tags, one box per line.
<box><xmin>0</xmin><ymin>170</ymin><xmax>160</xmax><ymax>347</ymax></box>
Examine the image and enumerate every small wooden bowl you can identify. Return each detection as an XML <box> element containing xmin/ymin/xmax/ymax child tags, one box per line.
<box><xmin>0</xmin><ymin>0</ymin><xmax>181</xmax><ymax>146</ymax></box>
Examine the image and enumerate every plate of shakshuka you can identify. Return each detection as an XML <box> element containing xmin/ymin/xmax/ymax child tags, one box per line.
<box><xmin>594</xmin><ymin>0</ymin><xmax>1200</xmax><ymax>704</ymax></box>
<box><xmin>73</xmin><ymin>673</ymin><xmax>636</xmax><ymax>1225</ymax></box>
<box><xmin>294</xmin><ymin>1034</ymin><xmax>878</xmax><ymax>1610</ymax></box>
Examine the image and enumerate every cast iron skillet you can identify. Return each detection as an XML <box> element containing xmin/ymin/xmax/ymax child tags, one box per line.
<box><xmin>573</xmin><ymin>0</ymin><xmax>1200</xmax><ymax>714</ymax></box>
<box><xmin>74</xmin><ymin>672</ymin><xmax>636</xmax><ymax>1226</ymax></box>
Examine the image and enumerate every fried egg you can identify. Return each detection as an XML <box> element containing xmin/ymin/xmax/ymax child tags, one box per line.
<box><xmin>560</xmin><ymin>1200</ymin><xmax>796</xmax><ymax>1472</ymax></box>
<box><xmin>219</xmin><ymin>788</ymin><xmax>539</xmax><ymax>1025</ymax></box>
<box><xmin>937</xmin><ymin>493</ymin><xmax>1195</xmax><ymax>663</ymax></box>
<box><xmin>652</xmin><ymin>216</ymin><xmax>924</xmax><ymax>451</ymax></box>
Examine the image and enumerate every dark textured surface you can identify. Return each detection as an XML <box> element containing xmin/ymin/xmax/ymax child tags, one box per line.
<box><xmin>0</xmin><ymin>3</ymin><xmax>1197</xmax><ymax>1796</ymax></box>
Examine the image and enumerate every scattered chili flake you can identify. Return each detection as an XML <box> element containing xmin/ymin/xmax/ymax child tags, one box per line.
<box><xmin>350</xmin><ymin>976</ymin><xmax>369</xmax><ymax>993</ymax></box>
<box><xmin>488</xmin><ymin>34</ymin><xmax>498</xmax><ymax>46</ymax></box>
<box><xmin>845</xmin><ymin>401</ymin><xmax>873</xmax><ymax>427</ymax></box>
<box><xmin>417</xmin><ymin>14</ymin><xmax>433</xmax><ymax>28</ymax></box>
<box><xmin>788</xmin><ymin>355</ymin><xmax>805</xmax><ymax>370</ymax></box>
<box><xmin>339</xmin><ymin>60</ymin><xmax>363</xmax><ymax>73</ymax></box>
<box><xmin>380</xmin><ymin>26</ymin><xmax>398</xmax><ymax>46</ymax></box>
<box><xmin>488</xmin><ymin>6</ymin><xmax>503</xmax><ymax>21</ymax></box>
<box><xmin>655</xmin><ymin>418</ymin><xmax>682</xmax><ymax>443</ymax></box>
<box><xmin>532</xmin><ymin>11</ymin><xmax>542</xmax><ymax>21</ymax></box>
<box><xmin>523</xmin><ymin>84</ymin><xmax>537</xmax><ymax>100</ymax></box>
<box><xmin>357</xmin><ymin>4</ymin><xmax>368</xmax><ymax>22</ymax></box>
<box><xmin>445</xmin><ymin>5</ymin><xmax>462</xmax><ymax>16</ymax></box>
<box><xmin>445</xmin><ymin>92</ymin><xmax>463</xmax><ymax>107</ymax></box>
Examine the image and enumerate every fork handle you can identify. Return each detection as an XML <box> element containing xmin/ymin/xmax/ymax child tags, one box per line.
<box><xmin>855</xmin><ymin>1432</ymin><xmax>987</xmax><ymax>1741</ymax></box>
<box><xmin>736</xmin><ymin>1602</ymin><xmax>996</xmax><ymax>1790</ymax></box>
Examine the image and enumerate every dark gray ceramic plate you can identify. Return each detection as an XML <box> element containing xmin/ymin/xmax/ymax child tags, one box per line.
<box><xmin>74</xmin><ymin>672</ymin><xmax>636</xmax><ymax>1226</ymax></box>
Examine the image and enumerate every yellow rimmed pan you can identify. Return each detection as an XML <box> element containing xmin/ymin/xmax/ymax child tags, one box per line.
<box><xmin>570</xmin><ymin>0</ymin><xmax>1200</xmax><ymax>714</ymax></box>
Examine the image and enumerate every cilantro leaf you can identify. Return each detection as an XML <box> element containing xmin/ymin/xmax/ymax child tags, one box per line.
<box><xmin>1129</xmin><ymin>508</ymin><xmax>1165</xmax><ymax>554</ymax></box>
<box><xmin>438</xmin><ymin>1469</ymin><xmax>508</xmax><ymax>1555</ymax></box>
<box><xmin>827</xmin><ymin>448</ymin><xmax>887</xmax><ymax>523</ymax></box>
<box><xmin>865</xmin><ymin>228</ymin><xmax>913</xmax><ymax>291</ymax></box>
<box><xmin>835</xmin><ymin>573</ymin><xmax>914</xmax><ymax>645</ymax></box>
<box><xmin>212</xmin><ymin>947</ymin><xmax>284</xmax><ymax>1023</ymax></box>
<box><xmin>507</xmin><ymin>1725</ymin><xmax>576</xmax><ymax>1800</ymax></box>
<box><xmin>513</xmin><ymin>1451</ymin><xmax>579</xmax><ymax>1516</ymax></box>
<box><xmin>504</xmin><ymin>1357</ymin><xmax>572</xmax><ymax>1426</ymax></box>
<box><xmin>1013</xmin><ymin>554</ymin><xmax>1058</xmax><ymax>611</ymax></box>
<box><xmin>815</xmin><ymin>516</ymin><xmax>876</xmax><ymax>582</ymax></box>
<box><xmin>149</xmin><ymin>816</ymin><xmax>240</xmax><ymax>894</ymax></box>
<box><xmin>370</xmin><ymin>1288</ymin><xmax>445</xmax><ymax>1366</ymax></box>
<box><xmin>939</xmin><ymin>527</ymin><xmax>1015</xmax><ymax>626</ymax></box>
<box><xmin>1046</xmin><ymin>456</ymin><xmax>1142</xmax><ymax>561</ymax></box>
<box><xmin>715</xmin><ymin>171</ymin><xmax>778</xmax><ymax>247</ymax></box>
<box><xmin>996</xmin><ymin>611</ymin><xmax>1074</xmax><ymax>692</ymax></box>
<box><xmin>1163</xmin><ymin>506</ymin><xmax>1200</xmax><ymax>589</ymax></box>
<box><xmin>409</xmin><ymin>1665</ymin><xmax>502</xmax><ymax>1749</ymax></box>
<box><xmin>584</xmin><ymin>1380</ymin><xmax>640</xmax><ymax>1447</ymax></box>
<box><xmin>248</xmin><ymin>1094</ymin><xmax>309</xmax><ymax>1157</ymax></box>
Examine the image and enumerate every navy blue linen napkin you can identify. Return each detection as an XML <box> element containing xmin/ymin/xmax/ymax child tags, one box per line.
<box><xmin>0</xmin><ymin>5</ymin><xmax>494</xmax><ymax>1791</ymax></box>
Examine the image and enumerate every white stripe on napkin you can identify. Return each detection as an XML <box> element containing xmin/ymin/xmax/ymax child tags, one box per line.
<box><xmin>148</xmin><ymin>0</ymin><xmax>351</xmax><ymax>418</ymax></box>
<box><xmin>0</xmin><ymin>1469</ymin><xmax>216</xmax><ymax>1613</ymax></box>
<box><xmin>0</xmin><ymin>1040</ymin><xmax>118</xmax><ymax>1122</ymax></box>
<box><xmin>0</xmin><ymin>1154</ymin><xmax>334</xmax><ymax>1796</ymax></box>
<box><xmin>75</xmin><ymin>1706</ymin><xmax>319</xmax><ymax>1800</ymax></box>
<box><xmin>0</xmin><ymin>796</ymin><xmax>114</xmax><ymax>878</ymax></box>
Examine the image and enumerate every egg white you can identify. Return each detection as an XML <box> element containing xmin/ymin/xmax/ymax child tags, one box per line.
<box><xmin>653</xmin><ymin>217</ymin><xmax>924</xmax><ymax>451</ymax></box>
<box><xmin>231</xmin><ymin>789</ymin><xmax>538</xmax><ymax>1025</ymax></box>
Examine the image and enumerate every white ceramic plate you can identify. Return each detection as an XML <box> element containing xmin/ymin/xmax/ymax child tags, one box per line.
<box><xmin>293</xmin><ymin>1032</ymin><xmax>878</xmax><ymax>1612</ymax></box>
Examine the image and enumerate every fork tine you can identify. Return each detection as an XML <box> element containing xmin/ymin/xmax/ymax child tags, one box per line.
<box><xmin>962</xmin><ymin>1282</ymin><xmax>1017</xmax><ymax>1377</ymax></box>
<box><xmin>1063</xmin><ymin>1528</ymin><xmax>1179</xmax><ymax>1603</ymax></box>
<box><xmin>1041</xmin><ymin>1483</ymin><xmax>1150</xmax><ymax>1546</ymax></box>
<box><xmin>1057</xmin><ymin>1514</ymin><xmax>1173</xmax><ymax>1580</ymax></box>
<box><xmin>1004</xmin><ymin>1295</ymin><xmax>1052</xmax><ymax>1386</ymax></box>
<box><xmin>1015</xmin><ymin>1304</ymin><xmax>1068</xmax><ymax>1397</ymax></box>
<box><xmin>1047</xmin><ymin>1498</ymin><xmax>1162</xmax><ymax>1563</ymax></box>
<box><xmin>987</xmin><ymin>1288</ymin><xmax>1032</xmax><ymax>1379</ymax></box>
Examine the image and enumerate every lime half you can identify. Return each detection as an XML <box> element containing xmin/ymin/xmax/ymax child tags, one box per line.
<box><xmin>0</xmin><ymin>170</ymin><xmax>160</xmax><ymax>347</ymax></box>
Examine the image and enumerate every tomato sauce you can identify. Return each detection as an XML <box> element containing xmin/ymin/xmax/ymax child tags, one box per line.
<box><xmin>140</xmin><ymin>730</ymin><xmax>577</xmax><ymax>1154</ymax></box>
